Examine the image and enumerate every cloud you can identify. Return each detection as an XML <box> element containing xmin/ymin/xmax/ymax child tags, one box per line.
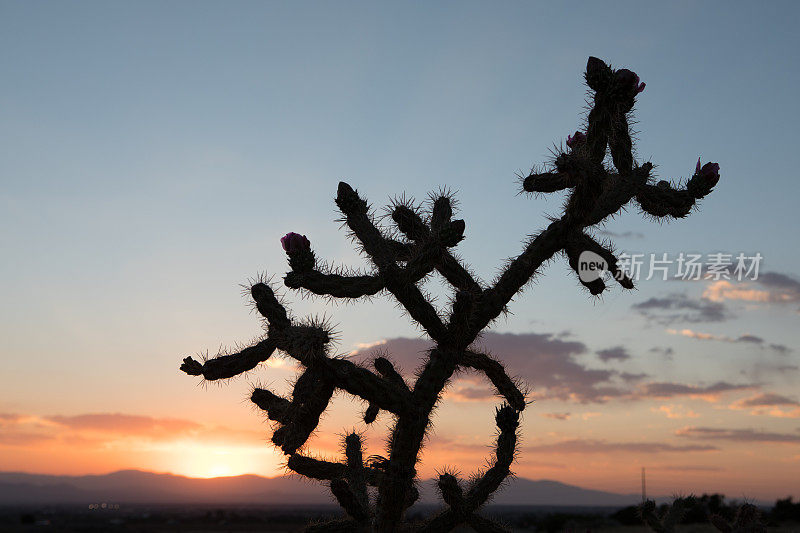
<box><xmin>649</xmin><ymin>347</ymin><xmax>674</xmax><ymax>360</ymax></box>
<box><xmin>620</xmin><ymin>372</ymin><xmax>649</xmax><ymax>382</ymax></box>
<box><xmin>523</xmin><ymin>439</ymin><xmax>717</xmax><ymax>454</ymax></box>
<box><xmin>729</xmin><ymin>394</ymin><xmax>800</xmax><ymax>419</ymax></box>
<box><xmin>351</xmin><ymin>333</ymin><xmax>762</xmax><ymax>405</ymax></box>
<box><xmin>666</xmin><ymin>329</ymin><xmax>790</xmax><ymax>353</ymax></box>
<box><xmin>633</xmin><ymin>293</ymin><xmax>730</xmax><ymax>324</ymax></box>
<box><xmin>637</xmin><ymin>381</ymin><xmax>754</xmax><ymax>401</ymax></box>
<box><xmin>652</xmin><ymin>405</ymin><xmax>700</xmax><ymax>419</ymax></box>
<box><xmin>676</xmin><ymin>427</ymin><xmax>800</xmax><ymax>444</ymax></box>
<box><xmin>730</xmin><ymin>393</ymin><xmax>799</xmax><ymax>409</ymax></box>
<box><xmin>0</xmin><ymin>412</ymin><xmax>262</xmax><ymax>450</ymax></box>
<box><xmin>597</xmin><ymin>346</ymin><xmax>631</xmax><ymax>362</ymax></box>
<box><xmin>757</xmin><ymin>272</ymin><xmax>800</xmax><ymax>293</ymax></box>
<box><xmin>653</xmin><ymin>465</ymin><xmax>723</xmax><ymax>472</ymax></box>
<box><xmin>541</xmin><ymin>412</ymin><xmax>571</xmax><ymax>420</ymax></box>
<box><xmin>0</xmin><ymin>431</ymin><xmax>55</xmax><ymax>446</ymax></box>
<box><xmin>702</xmin><ymin>272</ymin><xmax>800</xmax><ymax>304</ymax></box>
<box><xmin>46</xmin><ymin>414</ymin><xmax>202</xmax><ymax>437</ymax></box>
<box><xmin>351</xmin><ymin>332</ymin><xmax>627</xmax><ymax>403</ymax></box>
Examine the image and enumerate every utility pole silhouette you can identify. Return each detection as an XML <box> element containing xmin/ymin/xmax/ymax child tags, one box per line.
<box><xmin>642</xmin><ymin>467</ymin><xmax>647</xmax><ymax>503</ymax></box>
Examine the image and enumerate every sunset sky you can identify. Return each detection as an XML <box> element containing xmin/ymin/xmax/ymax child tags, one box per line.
<box><xmin>2</xmin><ymin>1</ymin><xmax>799</xmax><ymax>502</ymax></box>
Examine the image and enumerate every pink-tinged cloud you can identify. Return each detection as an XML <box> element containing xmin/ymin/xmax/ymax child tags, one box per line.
<box><xmin>637</xmin><ymin>381</ymin><xmax>753</xmax><ymax>401</ymax></box>
<box><xmin>653</xmin><ymin>465</ymin><xmax>723</xmax><ymax>472</ymax></box>
<box><xmin>523</xmin><ymin>439</ymin><xmax>717</xmax><ymax>454</ymax></box>
<box><xmin>0</xmin><ymin>431</ymin><xmax>55</xmax><ymax>446</ymax></box>
<box><xmin>46</xmin><ymin>413</ymin><xmax>202</xmax><ymax>437</ymax></box>
<box><xmin>0</xmin><ymin>412</ymin><xmax>264</xmax><ymax>451</ymax></box>
<box><xmin>702</xmin><ymin>272</ymin><xmax>800</xmax><ymax>304</ymax></box>
<box><xmin>350</xmin><ymin>332</ymin><xmax>623</xmax><ymax>403</ymax></box>
<box><xmin>652</xmin><ymin>405</ymin><xmax>700</xmax><ymax>419</ymax></box>
<box><xmin>730</xmin><ymin>393</ymin><xmax>799</xmax><ymax>409</ymax></box>
<box><xmin>541</xmin><ymin>412</ymin><xmax>571</xmax><ymax>420</ymax></box>
<box><xmin>729</xmin><ymin>394</ymin><xmax>800</xmax><ymax>418</ymax></box>
<box><xmin>351</xmin><ymin>333</ymin><xmax>760</xmax><ymax>405</ymax></box>
<box><xmin>676</xmin><ymin>426</ymin><xmax>800</xmax><ymax>443</ymax></box>
<box><xmin>665</xmin><ymin>329</ymin><xmax>789</xmax><ymax>353</ymax></box>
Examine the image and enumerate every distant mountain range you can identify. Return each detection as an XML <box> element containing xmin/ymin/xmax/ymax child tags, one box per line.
<box><xmin>0</xmin><ymin>470</ymin><xmax>644</xmax><ymax>507</ymax></box>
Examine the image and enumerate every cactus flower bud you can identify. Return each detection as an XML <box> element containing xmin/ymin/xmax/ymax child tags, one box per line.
<box><xmin>615</xmin><ymin>68</ymin><xmax>645</xmax><ymax>94</ymax></box>
<box><xmin>281</xmin><ymin>232</ymin><xmax>311</xmax><ymax>253</ymax></box>
<box><xmin>566</xmin><ymin>131</ymin><xmax>587</xmax><ymax>149</ymax></box>
<box><xmin>695</xmin><ymin>158</ymin><xmax>720</xmax><ymax>187</ymax></box>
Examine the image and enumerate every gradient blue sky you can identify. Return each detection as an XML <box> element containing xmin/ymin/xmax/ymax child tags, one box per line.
<box><xmin>1</xmin><ymin>1</ymin><xmax>799</xmax><ymax>498</ymax></box>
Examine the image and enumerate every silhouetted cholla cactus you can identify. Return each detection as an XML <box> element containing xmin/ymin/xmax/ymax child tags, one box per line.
<box><xmin>710</xmin><ymin>504</ymin><xmax>767</xmax><ymax>533</ymax></box>
<box><xmin>640</xmin><ymin>497</ymin><xmax>696</xmax><ymax>533</ymax></box>
<box><xmin>640</xmin><ymin>498</ymin><xmax>766</xmax><ymax>533</ymax></box>
<box><xmin>180</xmin><ymin>57</ymin><xmax>718</xmax><ymax>532</ymax></box>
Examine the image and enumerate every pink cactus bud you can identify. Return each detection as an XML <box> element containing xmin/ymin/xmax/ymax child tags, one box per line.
<box><xmin>281</xmin><ymin>232</ymin><xmax>311</xmax><ymax>253</ymax></box>
<box><xmin>566</xmin><ymin>131</ymin><xmax>587</xmax><ymax>149</ymax></box>
<box><xmin>695</xmin><ymin>158</ymin><xmax>720</xmax><ymax>187</ymax></box>
<box><xmin>615</xmin><ymin>69</ymin><xmax>645</xmax><ymax>94</ymax></box>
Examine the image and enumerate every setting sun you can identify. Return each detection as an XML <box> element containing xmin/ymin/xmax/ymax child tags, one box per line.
<box><xmin>168</xmin><ymin>444</ymin><xmax>284</xmax><ymax>479</ymax></box>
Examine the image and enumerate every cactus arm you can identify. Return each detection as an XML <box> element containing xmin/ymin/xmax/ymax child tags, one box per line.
<box><xmin>465</xmin><ymin>405</ymin><xmax>520</xmax><ymax>509</ymax></box>
<box><xmin>271</xmin><ymin>367</ymin><xmax>336</xmax><ymax>455</ymax></box>
<box><xmin>179</xmin><ymin>338</ymin><xmax>277</xmax><ymax>381</ymax></box>
<box><xmin>339</xmin><ymin>433</ymin><xmax>371</xmax><ymax>524</ymax></box>
<box><xmin>460</xmin><ymin>351</ymin><xmax>525</xmax><ymax>411</ymax></box>
<box><xmin>417</xmin><ymin>472</ymin><xmax>512</xmax><ymax>533</ymax></box>
<box><xmin>635</xmin><ymin>169</ymin><xmax>718</xmax><ymax>219</ymax></box>
<box><xmin>391</xmin><ymin>200</ymin><xmax>482</xmax><ymax>294</ymax></box>
<box><xmin>285</xmin><ymin>269</ymin><xmax>385</xmax><ymax>298</ymax></box>
<box><xmin>522</xmin><ymin>170</ymin><xmax>575</xmax><ymax>193</ymax></box>
<box><xmin>373</xmin><ymin>357</ymin><xmax>410</xmax><ymax>393</ymax></box>
<box><xmin>476</xmin><ymin>219</ymin><xmax>569</xmax><ymax>332</ymax></box>
<box><xmin>563</xmin><ymin>232</ymin><xmax>635</xmax><ymax>293</ymax></box>
<box><xmin>330</xmin><ymin>478</ymin><xmax>370</xmax><ymax>523</ymax></box>
<box><xmin>326</xmin><ymin>358</ymin><xmax>410</xmax><ymax>414</ymax></box>
<box><xmin>250</xmin><ymin>387</ymin><xmax>290</xmax><ymax>423</ymax></box>
<box><xmin>287</xmin><ymin>454</ymin><xmax>349</xmax><ymax>480</ymax></box>
<box><xmin>336</xmin><ymin>181</ymin><xmax>447</xmax><ymax>341</ymax></box>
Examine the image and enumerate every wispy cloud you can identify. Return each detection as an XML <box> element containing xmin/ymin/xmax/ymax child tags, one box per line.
<box><xmin>597</xmin><ymin>346</ymin><xmax>631</xmax><ymax>362</ymax></box>
<box><xmin>633</xmin><ymin>292</ymin><xmax>730</xmax><ymax>325</ymax></box>
<box><xmin>676</xmin><ymin>426</ymin><xmax>800</xmax><ymax>443</ymax></box>
<box><xmin>523</xmin><ymin>439</ymin><xmax>717</xmax><ymax>454</ymax></box>
<box><xmin>46</xmin><ymin>414</ymin><xmax>202</xmax><ymax>437</ymax></box>
<box><xmin>729</xmin><ymin>393</ymin><xmax>800</xmax><ymax>419</ymax></box>
<box><xmin>666</xmin><ymin>329</ymin><xmax>790</xmax><ymax>353</ymax></box>
<box><xmin>702</xmin><ymin>272</ymin><xmax>800</xmax><ymax>305</ymax></box>
<box><xmin>541</xmin><ymin>412</ymin><xmax>571</xmax><ymax>420</ymax></box>
<box><xmin>637</xmin><ymin>381</ymin><xmax>754</xmax><ymax>401</ymax></box>
<box><xmin>350</xmin><ymin>332</ymin><xmax>625</xmax><ymax>403</ymax></box>
<box><xmin>351</xmin><ymin>333</ymin><xmax>760</xmax><ymax>405</ymax></box>
<box><xmin>652</xmin><ymin>405</ymin><xmax>700</xmax><ymax>419</ymax></box>
<box><xmin>0</xmin><ymin>412</ymin><xmax>262</xmax><ymax>449</ymax></box>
